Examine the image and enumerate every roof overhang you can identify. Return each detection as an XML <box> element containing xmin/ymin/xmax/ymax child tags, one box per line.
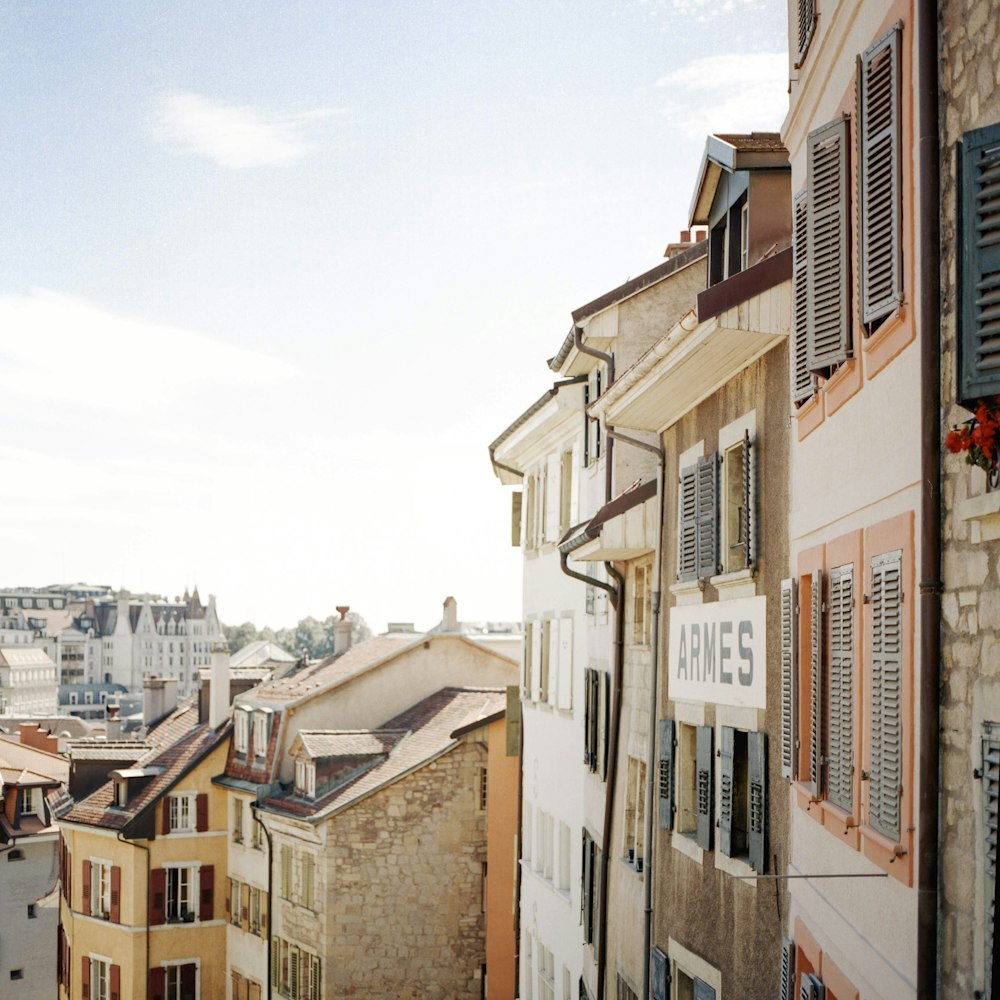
<box><xmin>559</xmin><ymin>480</ymin><xmax>658</xmax><ymax>562</ymax></box>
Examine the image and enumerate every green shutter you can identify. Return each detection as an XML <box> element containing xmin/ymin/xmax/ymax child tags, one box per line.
<box><xmin>658</xmin><ymin>719</ymin><xmax>676</xmax><ymax>831</ymax></box>
<box><xmin>780</xmin><ymin>578</ymin><xmax>798</xmax><ymax>780</ymax></box>
<box><xmin>696</xmin><ymin>454</ymin><xmax>720</xmax><ymax>579</ymax></box>
<box><xmin>806</xmin><ymin>116</ymin><xmax>852</xmax><ymax>373</ymax></box>
<box><xmin>869</xmin><ymin>549</ymin><xmax>903</xmax><ymax>841</ymax></box>
<box><xmin>696</xmin><ymin>725</ymin><xmax>713</xmax><ymax>851</ymax></box>
<box><xmin>860</xmin><ymin>23</ymin><xmax>902</xmax><ymax>325</ymax></box>
<box><xmin>749</xmin><ymin>731</ymin><xmax>767</xmax><ymax>874</ymax></box>
<box><xmin>678</xmin><ymin>466</ymin><xmax>698</xmax><ymax>580</ymax></box>
<box><xmin>792</xmin><ymin>191</ymin><xmax>816</xmax><ymax>403</ymax></box>
<box><xmin>959</xmin><ymin>121</ymin><xmax>1000</xmax><ymax>403</ymax></box>
<box><xmin>809</xmin><ymin>569</ymin><xmax>824</xmax><ymax>798</ymax></box>
<box><xmin>719</xmin><ymin>726</ymin><xmax>735</xmax><ymax>857</ymax></box>
<box><xmin>779</xmin><ymin>939</ymin><xmax>796</xmax><ymax>1000</ymax></box>
<box><xmin>828</xmin><ymin>564</ymin><xmax>855</xmax><ymax>812</ymax></box>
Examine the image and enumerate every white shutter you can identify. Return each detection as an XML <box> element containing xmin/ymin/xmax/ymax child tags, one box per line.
<box><xmin>792</xmin><ymin>188</ymin><xmax>815</xmax><ymax>404</ymax></box>
<box><xmin>556</xmin><ymin>618</ymin><xmax>573</xmax><ymax>710</ymax></box>
<box><xmin>780</xmin><ymin>578</ymin><xmax>798</xmax><ymax>779</ymax></box>
<box><xmin>530</xmin><ymin>622</ymin><xmax>542</xmax><ymax>702</ymax></box>
<box><xmin>570</xmin><ymin>441</ymin><xmax>580</xmax><ymax>525</ymax></box>
<box><xmin>828</xmin><ymin>564</ymin><xmax>855</xmax><ymax>813</ymax></box>
<box><xmin>809</xmin><ymin>569</ymin><xmax>824</xmax><ymax>798</ymax></box>
<box><xmin>544</xmin><ymin>454</ymin><xmax>560</xmax><ymax>544</ymax></box>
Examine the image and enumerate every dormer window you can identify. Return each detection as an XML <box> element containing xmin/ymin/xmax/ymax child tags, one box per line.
<box><xmin>253</xmin><ymin>711</ymin><xmax>271</xmax><ymax>759</ymax></box>
<box><xmin>295</xmin><ymin>759</ymin><xmax>316</xmax><ymax>798</ymax></box>
<box><xmin>114</xmin><ymin>779</ymin><xmax>128</xmax><ymax>808</ymax></box>
<box><xmin>21</xmin><ymin>786</ymin><xmax>38</xmax><ymax>817</ymax></box>
<box><xmin>234</xmin><ymin>710</ymin><xmax>249</xmax><ymax>755</ymax></box>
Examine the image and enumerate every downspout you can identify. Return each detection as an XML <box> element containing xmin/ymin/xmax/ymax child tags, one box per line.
<box><xmin>607</xmin><ymin>428</ymin><xmax>665</xmax><ymax>1000</ymax></box>
<box><xmin>574</xmin><ymin>326</ymin><xmax>616</xmax><ymax>504</ymax></box>
<box><xmin>118</xmin><ymin>831</ymin><xmax>151</xmax><ymax>1000</ymax></box>
<box><xmin>915</xmin><ymin>0</ymin><xmax>941</xmax><ymax>996</ymax></box>
<box><xmin>252</xmin><ymin>803</ymin><xmax>274</xmax><ymax>1000</ymax></box>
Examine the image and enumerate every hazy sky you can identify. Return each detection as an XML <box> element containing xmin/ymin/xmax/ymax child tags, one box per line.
<box><xmin>0</xmin><ymin>0</ymin><xmax>788</xmax><ymax>635</ymax></box>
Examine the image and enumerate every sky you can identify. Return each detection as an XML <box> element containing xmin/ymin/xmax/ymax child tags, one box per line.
<box><xmin>0</xmin><ymin>0</ymin><xmax>789</xmax><ymax>636</ymax></box>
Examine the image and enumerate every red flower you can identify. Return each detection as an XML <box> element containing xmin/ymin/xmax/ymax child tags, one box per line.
<box><xmin>945</xmin><ymin>429</ymin><xmax>966</xmax><ymax>453</ymax></box>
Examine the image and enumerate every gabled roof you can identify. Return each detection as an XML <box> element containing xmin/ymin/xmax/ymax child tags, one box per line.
<box><xmin>0</xmin><ymin>736</ymin><xmax>69</xmax><ymax>784</ymax></box>
<box><xmin>231</xmin><ymin>640</ymin><xmax>297</xmax><ymax>668</ymax></box>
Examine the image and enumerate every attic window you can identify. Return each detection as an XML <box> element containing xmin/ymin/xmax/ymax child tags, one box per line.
<box><xmin>295</xmin><ymin>760</ymin><xmax>316</xmax><ymax>799</ymax></box>
<box><xmin>114</xmin><ymin>779</ymin><xmax>128</xmax><ymax>808</ymax></box>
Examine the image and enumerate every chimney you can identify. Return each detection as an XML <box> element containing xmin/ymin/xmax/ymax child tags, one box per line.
<box><xmin>106</xmin><ymin>704</ymin><xmax>122</xmax><ymax>740</ymax></box>
<box><xmin>143</xmin><ymin>676</ymin><xmax>178</xmax><ymax>729</ymax></box>
<box><xmin>442</xmin><ymin>596</ymin><xmax>458</xmax><ymax>632</ymax></box>
<box><xmin>210</xmin><ymin>644</ymin><xmax>230</xmax><ymax>728</ymax></box>
<box><xmin>334</xmin><ymin>606</ymin><xmax>352</xmax><ymax>656</ymax></box>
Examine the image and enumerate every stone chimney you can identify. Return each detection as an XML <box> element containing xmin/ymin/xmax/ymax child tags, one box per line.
<box><xmin>442</xmin><ymin>596</ymin><xmax>458</xmax><ymax>632</ymax></box>
<box><xmin>106</xmin><ymin>703</ymin><xmax>122</xmax><ymax>740</ymax></box>
<box><xmin>210</xmin><ymin>644</ymin><xmax>230</xmax><ymax>729</ymax></box>
<box><xmin>334</xmin><ymin>606</ymin><xmax>352</xmax><ymax>656</ymax></box>
<box><xmin>143</xmin><ymin>676</ymin><xmax>178</xmax><ymax>729</ymax></box>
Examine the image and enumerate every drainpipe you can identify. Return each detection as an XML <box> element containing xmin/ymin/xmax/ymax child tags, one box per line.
<box><xmin>574</xmin><ymin>326</ymin><xmax>616</xmax><ymax>503</ymax></box>
<box><xmin>607</xmin><ymin>428</ymin><xmax>665</xmax><ymax>1000</ymax></box>
<box><xmin>915</xmin><ymin>0</ymin><xmax>941</xmax><ymax>996</ymax></box>
<box><xmin>118</xmin><ymin>831</ymin><xmax>151</xmax><ymax>1000</ymax></box>
<box><xmin>252</xmin><ymin>803</ymin><xmax>274</xmax><ymax>1000</ymax></box>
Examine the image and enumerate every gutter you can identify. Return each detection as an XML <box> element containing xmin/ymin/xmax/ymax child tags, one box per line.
<box><xmin>915</xmin><ymin>0</ymin><xmax>941</xmax><ymax>996</ymax></box>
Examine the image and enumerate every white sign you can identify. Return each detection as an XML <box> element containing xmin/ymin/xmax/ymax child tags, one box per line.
<box><xmin>667</xmin><ymin>596</ymin><xmax>767</xmax><ymax>709</ymax></box>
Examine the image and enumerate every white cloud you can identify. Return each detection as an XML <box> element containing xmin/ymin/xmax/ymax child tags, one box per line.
<box><xmin>154</xmin><ymin>91</ymin><xmax>346</xmax><ymax>168</ymax></box>
<box><xmin>655</xmin><ymin>53</ymin><xmax>788</xmax><ymax>137</ymax></box>
<box><xmin>636</xmin><ymin>0</ymin><xmax>766</xmax><ymax>23</ymax></box>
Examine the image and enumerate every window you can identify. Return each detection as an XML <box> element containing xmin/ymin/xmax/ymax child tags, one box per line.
<box><xmin>91</xmin><ymin>859</ymin><xmax>112</xmax><ymax>919</ymax></box>
<box><xmin>796</xmin><ymin>0</ymin><xmax>816</xmax><ymax>65</ymax></box>
<box><xmin>538</xmin><ymin>812</ymin><xmax>554</xmax><ymax>881</ymax></box>
<box><xmin>675</xmin><ymin>724</ymin><xmax>713</xmax><ymax>849</ymax></box>
<box><xmin>294</xmin><ymin>760</ymin><xmax>315</xmax><ymax>798</ymax></box>
<box><xmin>584</xmin><ymin>367</ymin><xmax>604</xmax><ymax>466</ymax></box>
<box><xmin>583</xmin><ymin>668</ymin><xmax>610</xmax><ymax>776</ymax></box>
<box><xmin>678</xmin><ymin>455</ymin><xmax>719</xmax><ymax>581</ymax></box>
<box><xmin>10</xmin><ymin>969</ymin><xmax>24</xmax><ymax>980</ymax></box>
<box><xmin>718</xmin><ymin>727</ymin><xmax>768</xmax><ymax>872</ymax></box>
<box><xmin>253</xmin><ymin>712</ymin><xmax>270</xmax><ymax>758</ymax></box>
<box><xmin>7</xmin><ymin>849</ymin><xmax>24</xmax><ymax>861</ymax></box>
<box><xmin>958</xmin><ymin>120</ymin><xmax>1000</xmax><ymax>402</ymax></box>
<box><xmin>89</xmin><ymin>957</ymin><xmax>110</xmax><ymax>1000</ymax></box>
<box><xmin>539</xmin><ymin>620</ymin><xmax>551</xmax><ymax>703</ymax></box>
<box><xmin>250</xmin><ymin>886</ymin><xmax>261</xmax><ymax>935</ymax></box>
<box><xmin>658</xmin><ymin>720</ymin><xmax>676</xmax><ymax>831</ymax></box>
<box><xmin>251</xmin><ymin>810</ymin><xmax>264</xmax><ymax>851</ymax></box>
<box><xmin>559</xmin><ymin>447</ymin><xmax>576</xmax><ymax>536</ymax></box>
<box><xmin>740</xmin><ymin>200</ymin><xmax>750</xmax><ymax>271</ymax></box>
<box><xmin>164</xmin><ymin>963</ymin><xmax>197</xmax><ymax>1000</ymax></box>
<box><xmin>232</xmin><ymin>798</ymin><xmax>244</xmax><ymax>844</ymax></box>
<box><xmin>524</xmin><ymin>936</ymin><xmax>534</xmax><ymax>1000</ymax></box>
<box><xmin>230</xmin><ymin>878</ymin><xmax>241</xmax><ymax>926</ymax></box>
<box><xmin>615</xmin><ymin>973</ymin><xmax>638</xmax><ymax>1000</ymax></box>
<box><xmin>169</xmin><ymin>793</ymin><xmax>196</xmax><ymax>833</ymax></box>
<box><xmin>632</xmin><ymin>563</ymin><xmax>650</xmax><ymax>646</ymax></box>
<box><xmin>581</xmin><ymin>829</ymin><xmax>602</xmax><ymax>948</ymax></box>
<box><xmin>523</xmin><ymin>621</ymin><xmax>534</xmax><ymax>697</ymax></box>
<box><xmin>27</xmin><ymin>903</ymin><xmax>36</xmax><ymax>918</ymax></box>
<box><xmin>21</xmin><ymin>786</ymin><xmax>38</xmax><ymax>817</ymax></box>
<box><xmin>674</xmin><ymin>969</ymin><xmax>716</xmax><ymax>1000</ymax></box>
<box><xmin>166</xmin><ymin>865</ymin><xmax>195</xmax><ymax>922</ymax></box>
<box><xmin>538</xmin><ymin>945</ymin><xmax>555</xmax><ymax>1000</ymax></box>
<box><xmin>235</xmin><ymin>710</ymin><xmax>249</xmax><ymax>754</ymax></box>
<box><xmin>623</xmin><ymin>757</ymin><xmax>646</xmax><ymax>871</ymax></box>
<box><xmin>271</xmin><ymin>936</ymin><xmax>321</xmax><ymax>1000</ymax></box>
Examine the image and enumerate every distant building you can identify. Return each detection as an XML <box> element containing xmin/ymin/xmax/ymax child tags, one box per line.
<box><xmin>0</xmin><ymin>646</ymin><xmax>59</xmax><ymax>716</ymax></box>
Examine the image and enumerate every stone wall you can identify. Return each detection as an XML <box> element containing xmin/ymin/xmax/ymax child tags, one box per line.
<box><xmin>322</xmin><ymin>740</ymin><xmax>487</xmax><ymax>999</ymax></box>
<box><xmin>938</xmin><ymin>4</ymin><xmax>1000</xmax><ymax>996</ymax></box>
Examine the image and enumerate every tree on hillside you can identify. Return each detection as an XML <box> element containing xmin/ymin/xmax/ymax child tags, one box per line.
<box><xmin>224</xmin><ymin>611</ymin><xmax>371</xmax><ymax>659</ymax></box>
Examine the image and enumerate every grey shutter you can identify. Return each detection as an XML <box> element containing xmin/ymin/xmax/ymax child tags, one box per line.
<box><xmin>860</xmin><ymin>23</ymin><xmax>902</xmax><ymax>325</ymax></box>
<box><xmin>799</xmin><ymin>972</ymin><xmax>825</xmax><ymax>1000</ymax></box>
<box><xmin>719</xmin><ymin>726</ymin><xmax>735</xmax><ymax>857</ymax></box>
<box><xmin>696</xmin><ymin>725</ymin><xmax>713</xmax><ymax>850</ymax></box>
<box><xmin>593</xmin><ymin>845</ymin><xmax>603</xmax><ymax>953</ymax></box>
<box><xmin>779</xmin><ymin>939</ymin><xmax>796</xmax><ymax>1000</ymax></box>
<box><xmin>742</xmin><ymin>430</ymin><xmax>755</xmax><ymax>569</ymax></box>
<box><xmin>696</xmin><ymin>454</ymin><xmax>719</xmax><ymax>579</ymax></box>
<box><xmin>658</xmin><ymin>719</ymin><xmax>676</xmax><ymax>830</ymax></box>
<box><xmin>581</xmin><ymin>829</ymin><xmax>592</xmax><ymax>942</ymax></box>
<box><xmin>780</xmin><ymin>578</ymin><xmax>798</xmax><ymax>779</ymax></box>
<box><xmin>809</xmin><ymin>569</ymin><xmax>824</xmax><ymax>798</ymax></box>
<box><xmin>678</xmin><ymin>465</ymin><xmax>698</xmax><ymax>580</ymax></box>
<box><xmin>983</xmin><ymin>735</ymin><xmax>1000</xmax><ymax>991</ymax></box>
<box><xmin>796</xmin><ymin>0</ymin><xmax>815</xmax><ymax>64</ymax></box>
<box><xmin>806</xmin><ymin>116</ymin><xmax>852</xmax><ymax>372</ymax></box>
<box><xmin>828</xmin><ymin>564</ymin><xmax>855</xmax><ymax>812</ymax></box>
<box><xmin>650</xmin><ymin>946</ymin><xmax>668</xmax><ymax>1000</ymax></box>
<box><xmin>958</xmin><ymin>121</ymin><xmax>1000</xmax><ymax>402</ymax></box>
<box><xmin>600</xmin><ymin>671</ymin><xmax>611</xmax><ymax>779</ymax></box>
<box><xmin>583</xmin><ymin>668</ymin><xmax>593</xmax><ymax>767</ymax></box>
<box><xmin>692</xmin><ymin>979</ymin><xmax>716</xmax><ymax>1000</ymax></box>
<box><xmin>792</xmin><ymin>192</ymin><xmax>816</xmax><ymax>404</ymax></box>
<box><xmin>749</xmin><ymin>731</ymin><xmax>767</xmax><ymax>873</ymax></box>
<box><xmin>869</xmin><ymin>549</ymin><xmax>903</xmax><ymax>841</ymax></box>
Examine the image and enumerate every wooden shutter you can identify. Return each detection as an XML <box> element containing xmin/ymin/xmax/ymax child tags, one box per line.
<box><xmin>583</xmin><ymin>668</ymin><xmax>594</xmax><ymax>768</ymax></box>
<box><xmin>281</xmin><ymin>845</ymin><xmax>292</xmax><ymax>898</ymax></box>
<box><xmin>261</xmin><ymin>889</ymin><xmax>269</xmax><ymax>940</ymax></box>
<box><xmin>692</xmin><ymin>979</ymin><xmax>716</xmax><ymax>1000</ymax></box>
<box><xmin>800</xmin><ymin>972</ymin><xmax>826</xmax><ymax>1000</ymax></box>
<box><xmin>110</xmin><ymin>963</ymin><xmax>120</xmax><ymax>1000</ymax></box>
<box><xmin>806</xmin><ymin>116</ymin><xmax>852</xmax><ymax>372</ymax></box>
<box><xmin>678</xmin><ymin>466</ymin><xmax>698</xmax><ymax>580</ymax></box>
<box><xmin>150</xmin><ymin>867</ymin><xmax>166</xmax><ymax>925</ymax></box>
<box><xmin>696</xmin><ymin>454</ymin><xmax>719</xmax><ymax>579</ymax></box>
<box><xmin>658</xmin><ymin>719</ymin><xmax>675</xmax><ymax>830</ymax></box>
<box><xmin>749</xmin><ymin>731</ymin><xmax>767</xmax><ymax>874</ymax></box>
<box><xmin>796</xmin><ymin>0</ymin><xmax>815</xmax><ymax>63</ymax></box>
<box><xmin>82</xmin><ymin>955</ymin><xmax>90</xmax><ymax>1000</ymax></box>
<box><xmin>82</xmin><ymin>859</ymin><xmax>92</xmax><ymax>916</ymax></box>
<box><xmin>741</xmin><ymin>430</ymin><xmax>755</xmax><ymax>570</ymax></box>
<box><xmin>958</xmin><ymin>121</ymin><xmax>1000</xmax><ymax>401</ymax></box>
<box><xmin>225</xmin><ymin>876</ymin><xmax>232</xmax><ymax>919</ymax></box>
<box><xmin>651</xmin><ymin>946</ymin><xmax>669</xmax><ymax>1000</ymax></box>
<box><xmin>150</xmin><ymin>967</ymin><xmax>166</xmax><ymax>1000</ymax></box>
<box><xmin>523</xmin><ymin>622</ymin><xmax>533</xmax><ymax>697</ymax></box>
<box><xmin>250</xmin><ymin>982</ymin><xmax>262</xmax><ymax>1000</ymax></box>
<box><xmin>600</xmin><ymin>671</ymin><xmax>611</xmax><ymax>779</ymax></box>
<box><xmin>809</xmin><ymin>569</ymin><xmax>824</xmax><ymax>798</ymax></box>
<box><xmin>593</xmin><ymin>844</ymin><xmax>603</xmax><ymax>953</ymax></box>
<box><xmin>869</xmin><ymin>549</ymin><xmax>903</xmax><ymax>841</ymax></box>
<box><xmin>780</xmin><ymin>578</ymin><xmax>798</xmax><ymax>779</ymax></box>
<box><xmin>828</xmin><ymin>564</ymin><xmax>855</xmax><ymax>812</ymax></box>
<box><xmin>544</xmin><ymin>453</ymin><xmax>560</xmax><ymax>543</ymax></box>
<box><xmin>540</xmin><ymin>620</ymin><xmax>552</xmax><ymax>703</ymax></box>
<box><xmin>531</xmin><ymin>623</ymin><xmax>542</xmax><ymax>702</ymax></box>
<box><xmin>860</xmin><ymin>23</ymin><xmax>902</xmax><ymax>325</ymax></box>
<box><xmin>195</xmin><ymin>792</ymin><xmax>208</xmax><ymax>832</ymax></box>
<box><xmin>779</xmin><ymin>939</ymin><xmax>796</xmax><ymax>1000</ymax></box>
<box><xmin>310</xmin><ymin>955</ymin><xmax>322</xmax><ymax>1000</ymax></box>
<box><xmin>511</xmin><ymin>491</ymin><xmax>522</xmax><ymax>548</ymax></box>
<box><xmin>162</xmin><ymin>798</ymin><xmax>171</xmax><ymax>835</ymax></box>
<box><xmin>181</xmin><ymin>963</ymin><xmax>196</xmax><ymax>1000</ymax></box>
<box><xmin>199</xmin><ymin>864</ymin><xmax>214</xmax><ymax>921</ymax></box>
<box><xmin>272</xmin><ymin>939</ymin><xmax>281</xmax><ymax>990</ymax></box>
<box><xmin>696</xmin><ymin>725</ymin><xmax>713</xmax><ymax>851</ymax></box>
<box><xmin>556</xmin><ymin>617</ymin><xmax>573</xmax><ymax>711</ymax></box>
<box><xmin>303</xmin><ymin>853</ymin><xmax>315</xmax><ymax>909</ymax></box>
<box><xmin>290</xmin><ymin>947</ymin><xmax>300</xmax><ymax>1000</ymax></box>
<box><xmin>110</xmin><ymin>865</ymin><xmax>121</xmax><ymax>923</ymax></box>
<box><xmin>241</xmin><ymin>881</ymin><xmax>250</xmax><ymax>930</ymax></box>
<box><xmin>719</xmin><ymin>726</ymin><xmax>735</xmax><ymax>857</ymax></box>
<box><xmin>983</xmin><ymin>735</ymin><xmax>1000</xmax><ymax>985</ymax></box>
<box><xmin>581</xmin><ymin>830</ymin><xmax>593</xmax><ymax>943</ymax></box>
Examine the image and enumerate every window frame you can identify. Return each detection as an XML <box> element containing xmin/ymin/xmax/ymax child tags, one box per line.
<box><xmin>168</xmin><ymin>792</ymin><xmax>197</xmax><ymax>834</ymax></box>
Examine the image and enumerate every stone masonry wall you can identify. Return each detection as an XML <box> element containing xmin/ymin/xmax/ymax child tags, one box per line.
<box><xmin>322</xmin><ymin>740</ymin><xmax>487</xmax><ymax>999</ymax></box>
<box><xmin>939</xmin><ymin>4</ymin><xmax>1000</xmax><ymax>996</ymax></box>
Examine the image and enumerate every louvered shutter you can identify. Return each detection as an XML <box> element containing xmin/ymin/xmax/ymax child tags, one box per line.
<box><xmin>150</xmin><ymin>868</ymin><xmax>166</xmax><ymax>925</ymax></box>
<box><xmin>796</xmin><ymin>0</ymin><xmax>815</xmax><ymax>63</ymax></box>
<box><xmin>162</xmin><ymin>798</ymin><xmax>171</xmax><ymax>835</ymax></box>
<box><xmin>828</xmin><ymin>564</ymin><xmax>855</xmax><ymax>812</ymax></box>
<box><xmin>199</xmin><ymin>864</ymin><xmax>215</xmax><ymax>921</ymax></box>
<box><xmin>651</xmin><ymin>946</ymin><xmax>669</xmax><ymax>1000</ymax></box>
<box><xmin>809</xmin><ymin>569</ymin><xmax>824</xmax><ymax>798</ymax></box>
<box><xmin>693</xmin><ymin>979</ymin><xmax>716</xmax><ymax>1000</ymax></box>
<box><xmin>290</xmin><ymin>946</ymin><xmax>300</xmax><ymax>1000</ymax></box>
<box><xmin>241</xmin><ymin>881</ymin><xmax>250</xmax><ymax>930</ymax></box>
<box><xmin>281</xmin><ymin>845</ymin><xmax>292</xmax><ymax>899</ymax></box>
<box><xmin>196</xmin><ymin>792</ymin><xmax>208</xmax><ymax>832</ymax></box>
<box><xmin>110</xmin><ymin>963</ymin><xmax>120</xmax><ymax>1000</ymax></box>
<box><xmin>531</xmin><ymin>623</ymin><xmax>542</xmax><ymax>702</ymax></box>
<box><xmin>523</xmin><ymin>622</ymin><xmax>533</xmax><ymax>697</ymax></box>
<box><xmin>181</xmin><ymin>963</ymin><xmax>196</xmax><ymax>1000</ymax></box>
<box><xmin>741</xmin><ymin>431</ymin><xmax>755</xmax><ymax>569</ymax></box>
<box><xmin>593</xmin><ymin>844</ymin><xmax>603</xmax><ymax>953</ymax></box>
<box><xmin>225</xmin><ymin>876</ymin><xmax>232</xmax><ymax>919</ymax></box>
<box><xmin>800</xmin><ymin>972</ymin><xmax>826</xmax><ymax>1000</ymax></box>
<box><xmin>984</xmin><ymin>734</ymin><xmax>1000</xmax><ymax>992</ymax></box>
<box><xmin>581</xmin><ymin>830</ymin><xmax>593</xmax><ymax>943</ymax></box>
<box><xmin>696</xmin><ymin>725</ymin><xmax>713</xmax><ymax>850</ymax></box>
<box><xmin>959</xmin><ymin>121</ymin><xmax>1000</xmax><ymax>401</ymax></box>
<box><xmin>678</xmin><ymin>466</ymin><xmax>698</xmax><ymax>580</ymax></box>
<box><xmin>780</xmin><ymin>578</ymin><xmax>798</xmax><ymax>779</ymax></box>
<box><xmin>806</xmin><ymin>116</ymin><xmax>852</xmax><ymax>372</ymax></box>
<box><xmin>583</xmin><ymin>668</ymin><xmax>594</xmax><ymax>767</ymax></box>
<box><xmin>869</xmin><ymin>549</ymin><xmax>903</xmax><ymax>841</ymax></box>
<box><xmin>749</xmin><ymin>731</ymin><xmax>767</xmax><ymax>873</ymax></box>
<box><xmin>557</xmin><ymin>618</ymin><xmax>573</xmax><ymax>710</ymax></box>
<box><xmin>82</xmin><ymin>859</ymin><xmax>92</xmax><ymax>916</ymax></box>
<box><xmin>600</xmin><ymin>671</ymin><xmax>611</xmax><ymax>779</ymax></box>
<box><xmin>544</xmin><ymin>453</ymin><xmax>561</xmax><ymax>543</ymax></box>
<box><xmin>792</xmin><ymin>191</ymin><xmax>815</xmax><ymax>403</ymax></box>
<box><xmin>150</xmin><ymin>967</ymin><xmax>166</xmax><ymax>1000</ymax></box>
<box><xmin>310</xmin><ymin>956</ymin><xmax>322</xmax><ymax>1000</ymax></box>
<box><xmin>110</xmin><ymin>865</ymin><xmax>121</xmax><ymax>923</ymax></box>
<box><xmin>779</xmin><ymin>939</ymin><xmax>796</xmax><ymax>1000</ymax></box>
<box><xmin>658</xmin><ymin>719</ymin><xmax>675</xmax><ymax>830</ymax></box>
<box><xmin>82</xmin><ymin>955</ymin><xmax>90</xmax><ymax>1000</ymax></box>
<box><xmin>696</xmin><ymin>454</ymin><xmax>719</xmax><ymax>579</ymax></box>
<box><xmin>719</xmin><ymin>726</ymin><xmax>735</xmax><ymax>857</ymax></box>
<box><xmin>860</xmin><ymin>23</ymin><xmax>902</xmax><ymax>324</ymax></box>
<box><xmin>272</xmin><ymin>939</ymin><xmax>281</xmax><ymax>990</ymax></box>
<box><xmin>261</xmin><ymin>889</ymin><xmax>269</xmax><ymax>940</ymax></box>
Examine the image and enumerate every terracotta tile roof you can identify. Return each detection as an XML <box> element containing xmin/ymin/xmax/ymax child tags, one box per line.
<box><xmin>0</xmin><ymin>736</ymin><xmax>69</xmax><ymax>783</ymax></box>
<box><xmin>712</xmin><ymin>131</ymin><xmax>786</xmax><ymax>152</ymax></box>
<box><xmin>264</xmin><ymin>687</ymin><xmax>505</xmax><ymax>822</ymax></box>
<box><xmin>65</xmin><ymin>742</ymin><xmax>150</xmax><ymax>762</ymax></box>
